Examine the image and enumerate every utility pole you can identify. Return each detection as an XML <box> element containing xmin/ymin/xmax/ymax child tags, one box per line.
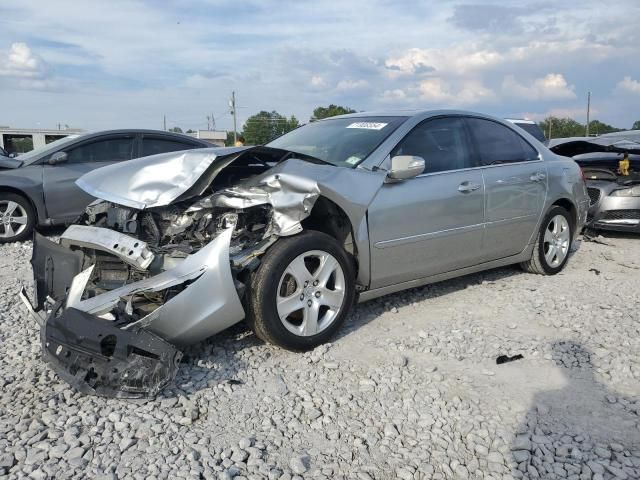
<box><xmin>163</xmin><ymin>114</ymin><xmax>166</xmax><ymax>131</ymax></box>
<box><xmin>585</xmin><ymin>91</ymin><xmax>591</xmax><ymax>137</ymax></box>
<box><xmin>230</xmin><ymin>91</ymin><xmax>237</xmax><ymax>144</ymax></box>
<box><xmin>211</xmin><ymin>112</ymin><xmax>215</xmax><ymax>131</ymax></box>
<box><xmin>206</xmin><ymin>116</ymin><xmax>210</xmax><ymax>131</ymax></box>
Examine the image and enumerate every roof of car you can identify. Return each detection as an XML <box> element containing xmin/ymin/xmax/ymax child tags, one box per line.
<box><xmin>320</xmin><ymin>109</ymin><xmax>503</xmax><ymax>120</ymax></box>
<box><xmin>77</xmin><ymin>129</ymin><xmax>211</xmax><ymax>145</ymax></box>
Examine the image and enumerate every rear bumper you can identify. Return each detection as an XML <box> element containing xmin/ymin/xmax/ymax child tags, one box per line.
<box><xmin>40</xmin><ymin>303</ymin><xmax>182</xmax><ymax>399</ymax></box>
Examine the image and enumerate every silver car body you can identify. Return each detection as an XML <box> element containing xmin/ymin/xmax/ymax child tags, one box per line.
<box><xmin>23</xmin><ymin>110</ymin><xmax>589</xmax><ymax>397</ymax></box>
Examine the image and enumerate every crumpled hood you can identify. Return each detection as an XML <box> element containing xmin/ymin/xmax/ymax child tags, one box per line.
<box><xmin>76</xmin><ymin>147</ymin><xmax>248</xmax><ymax>209</ymax></box>
<box><xmin>549</xmin><ymin>136</ymin><xmax>640</xmax><ymax>157</ymax></box>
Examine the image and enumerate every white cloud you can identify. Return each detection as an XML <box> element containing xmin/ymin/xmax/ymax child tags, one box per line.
<box><xmin>336</xmin><ymin>78</ymin><xmax>369</xmax><ymax>91</ymax></box>
<box><xmin>382</xmin><ymin>89</ymin><xmax>407</xmax><ymax>101</ymax></box>
<box><xmin>385</xmin><ymin>46</ymin><xmax>503</xmax><ymax>76</ymax></box>
<box><xmin>310</xmin><ymin>75</ymin><xmax>326</xmax><ymax>88</ymax></box>
<box><xmin>0</xmin><ymin>43</ymin><xmax>46</xmax><ymax>78</ymax></box>
<box><xmin>616</xmin><ymin>76</ymin><xmax>640</xmax><ymax>94</ymax></box>
<box><xmin>417</xmin><ymin>78</ymin><xmax>494</xmax><ymax>106</ymax></box>
<box><xmin>502</xmin><ymin>73</ymin><xmax>576</xmax><ymax>100</ymax></box>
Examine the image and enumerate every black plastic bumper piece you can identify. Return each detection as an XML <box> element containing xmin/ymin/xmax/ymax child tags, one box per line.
<box><xmin>42</xmin><ymin>305</ymin><xmax>182</xmax><ymax>399</ymax></box>
<box><xmin>31</xmin><ymin>232</ymin><xmax>83</xmax><ymax>310</ymax></box>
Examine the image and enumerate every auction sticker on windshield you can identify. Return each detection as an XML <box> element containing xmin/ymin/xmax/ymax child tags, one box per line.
<box><xmin>347</xmin><ymin>122</ymin><xmax>388</xmax><ymax>130</ymax></box>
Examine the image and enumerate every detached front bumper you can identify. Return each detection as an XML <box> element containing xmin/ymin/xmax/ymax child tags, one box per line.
<box><xmin>24</xmin><ymin>226</ymin><xmax>246</xmax><ymax>398</ymax></box>
<box><xmin>40</xmin><ymin>303</ymin><xmax>182</xmax><ymax>398</ymax></box>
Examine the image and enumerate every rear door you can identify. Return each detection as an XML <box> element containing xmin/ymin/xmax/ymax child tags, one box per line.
<box><xmin>465</xmin><ymin>117</ymin><xmax>547</xmax><ymax>261</ymax></box>
<box><xmin>367</xmin><ymin>116</ymin><xmax>485</xmax><ymax>288</ymax></box>
<box><xmin>43</xmin><ymin>134</ymin><xmax>136</xmax><ymax>220</ymax></box>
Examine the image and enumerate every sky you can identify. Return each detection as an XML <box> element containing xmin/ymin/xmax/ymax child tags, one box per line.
<box><xmin>0</xmin><ymin>0</ymin><xmax>639</xmax><ymax>132</ymax></box>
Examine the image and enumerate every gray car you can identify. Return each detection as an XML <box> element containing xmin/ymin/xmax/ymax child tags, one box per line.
<box><xmin>0</xmin><ymin>129</ymin><xmax>212</xmax><ymax>242</ymax></box>
<box><xmin>21</xmin><ymin>110</ymin><xmax>589</xmax><ymax>398</ymax></box>
<box><xmin>549</xmin><ymin>134</ymin><xmax>640</xmax><ymax>233</ymax></box>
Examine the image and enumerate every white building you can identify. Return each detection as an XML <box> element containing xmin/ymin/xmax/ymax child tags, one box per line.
<box><xmin>0</xmin><ymin>127</ymin><xmax>84</xmax><ymax>155</ymax></box>
<box><xmin>186</xmin><ymin>130</ymin><xmax>227</xmax><ymax>147</ymax></box>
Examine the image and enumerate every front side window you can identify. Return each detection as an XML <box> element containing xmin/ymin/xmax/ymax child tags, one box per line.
<box><xmin>267</xmin><ymin>116</ymin><xmax>407</xmax><ymax>168</ymax></box>
<box><xmin>467</xmin><ymin>118</ymin><xmax>538</xmax><ymax>165</ymax></box>
<box><xmin>66</xmin><ymin>137</ymin><xmax>135</xmax><ymax>163</ymax></box>
<box><xmin>392</xmin><ymin>117</ymin><xmax>475</xmax><ymax>174</ymax></box>
<box><xmin>142</xmin><ymin>137</ymin><xmax>195</xmax><ymax>157</ymax></box>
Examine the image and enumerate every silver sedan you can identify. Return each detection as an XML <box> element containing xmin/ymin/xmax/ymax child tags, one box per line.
<box><xmin>23</xmin><ymin>110</ymin><xmax>589</xmax><ymax>397</ymax></box>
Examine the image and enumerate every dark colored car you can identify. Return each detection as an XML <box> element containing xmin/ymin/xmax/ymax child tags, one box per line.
<box><xmin>0</xmin><ymin>130</ymin><xmax>211</xmax><ymax>242</ymax></box>
<box><xmin>506</xmin><ymin>118</ymin><xmax>547</xmax><ymax>145</ymax></box>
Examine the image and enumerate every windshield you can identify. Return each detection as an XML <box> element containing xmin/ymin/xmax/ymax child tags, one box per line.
<box><xmin>267</xmin><ymin>116</ymin><xmax>407</xmax><ymax>167</ymax></box>
<box><xmin>19</xmin><ymin>135</ymin><xmax>81</xmax><ymax>164</ymax></box>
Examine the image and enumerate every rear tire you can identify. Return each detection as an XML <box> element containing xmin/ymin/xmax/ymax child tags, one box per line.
<box><xmin>245</xmin><ymin>230</ymin><xmax>356</xmax><ymax>351</ymax></box>
<box><xmin>521</xmin><ymin>206</ymin><xmax>573</xmax><ymax>275</ymax></box>
<box><xmin>0</xmin><ymin>193</ymin><xmax>35</xmax><ymax>243</ymax></box>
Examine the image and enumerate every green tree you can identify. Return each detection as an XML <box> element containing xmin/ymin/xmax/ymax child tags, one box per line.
<box><xmin>242</xmin><ymin>111</ymin><xmax>299</xmax><ymax>145</ymax></box>
<box><xmin>168</xmin><ymin>126</ymin><xmax>183</xmax><ymax>133</ymax></box>
<box><xmin>632</xmin><ymin>120</ymin><xmax>640</xmax><ymax>130</ymax></box>
<box><xmin>538</xmin><ymin>116</ymin><xmax>585</xmax><ymax>139</ymax></box>
<box><xmin>225</xmin><ymin>131</ymin><xmax>240</xmax><ymax>146</ymax></box>
<box><xmin>587</xmin><ymin>120</ymin><xmax>623</xmax><ymax>135</ymax></box>
<box><xmin>186</xmin><ymin>129</ymin><xmax>195</xmax><ymax>134</ymax></box>
<box><xmin>311</xmin><ymin>104</ymin><xmax>356</xmax><ymax>121</ymax></box>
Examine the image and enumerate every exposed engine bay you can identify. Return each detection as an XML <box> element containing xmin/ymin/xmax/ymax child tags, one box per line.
<box><xmin>549</xmin><ymin>136</ymin><xmax>640</xmax><ymax>232</ymax></box>
<box><xmin>20</xmin><ymin>146</ymin><xmax>343</xmax><ymax>398</ymax></box>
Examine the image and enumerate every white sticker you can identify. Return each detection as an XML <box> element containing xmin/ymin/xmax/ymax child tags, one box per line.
<box><xmin>347</xmin><ymin>122</ymin><xmax>388</xmax><ymax>130</ymax></box>
<box><xmin>345</xmin><ymin>156</ymin><xmax>361</xmax><ymax>165</ymax></box>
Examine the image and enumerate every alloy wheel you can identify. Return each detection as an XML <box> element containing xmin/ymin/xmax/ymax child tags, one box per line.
<box><xmin>276</xmin><ymin>250</ymin><xmax>346</xmax><ymax>337</ymax></box>
<box><xmin>0</xmin><ymin>200</ymin><xmax>28</xmax><ymax>239</ymax></box>
<box><xmin>543</xmin><ymin>214</ymin><xmax>570</xmax><ymax>268</ymax></box>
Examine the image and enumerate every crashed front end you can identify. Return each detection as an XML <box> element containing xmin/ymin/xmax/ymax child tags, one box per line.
<box><xmin>549</xmin><ymin>136</ymin><xmax>640</xmax><ymax>232</ymax></box>
<box><xmin>20</xmin><ymin>147</ymin><xmax>323</xmax><ymax>398</ymax></box>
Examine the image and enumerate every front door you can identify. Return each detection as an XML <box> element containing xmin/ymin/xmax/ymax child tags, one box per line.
<box><xmin>367</xmin><ymin>116</ymin><xmax>485</xmax><ymax>289</ymax></box>
<box><xmin>43</xmin><ymin>134</ymin><xmax>136</xmax><ymax>220</ymax></box>
<box><xmin>465</xmin><ymin>118</ymin><xmax>548</xmax><ymax>260</ymax></box>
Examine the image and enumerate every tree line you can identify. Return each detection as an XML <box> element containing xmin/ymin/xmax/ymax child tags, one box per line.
<box><xmin>170</xmin><ymin>105</ymin><xmax>640</xmax><ymax>145</ymax></box>
<box><xmin>539</xmin><ymin>117</ymin><xmax>640</xmax><ymax>139</ymax></box>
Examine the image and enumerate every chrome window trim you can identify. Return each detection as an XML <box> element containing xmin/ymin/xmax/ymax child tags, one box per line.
<box><xmin>413</xmin><ymin>158</ymin><xmax>544</xmax><ymax>179</ymax></box>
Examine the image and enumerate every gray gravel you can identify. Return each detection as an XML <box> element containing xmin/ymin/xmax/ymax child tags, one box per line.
<box><xmin>1</xmin><ymin>233</ymin><xmax>639</xmax><ymax>479</ymax></box>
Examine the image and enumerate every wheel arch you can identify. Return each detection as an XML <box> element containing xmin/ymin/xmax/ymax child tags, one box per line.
<box><xmin>301</xmin><ymin>196</ymin><xmax>359</xmax><ymax>276</ymax></box>
<box><xmin>0</xmin><ymin>186</ymin><xmax>41</xmax><ymax>223</ymax></box>
<box><xmin>550</xmin><ymin>197</ymin><xmax>577</xmax><ymax>231</ymax></box>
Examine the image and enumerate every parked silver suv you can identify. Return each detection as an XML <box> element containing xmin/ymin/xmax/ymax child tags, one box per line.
<box><xmin>23</xmin><ymin>110</ymin><xmax>590</xmax><ymax>397</ymax></box>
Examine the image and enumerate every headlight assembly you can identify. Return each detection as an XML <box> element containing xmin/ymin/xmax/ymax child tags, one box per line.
<box><xmin>610</xmin><ymin>186</ymin><xmax>640</xmax><ymax>197</ymax></box>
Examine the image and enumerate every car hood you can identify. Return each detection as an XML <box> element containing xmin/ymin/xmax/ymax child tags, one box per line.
<box><xmin>549</xmin><ymin>136</ymin><xmax>640</xmax><ymax>157</ymax></box>
<box><xmin>0</xmin><ymin>157</ymin><xmax>24</xmax><ymax>169</ymax></box>
<box><xmin>76</xmin><ymin>146</ymin><xmax>249</xmax><ymax>209</ymax></box>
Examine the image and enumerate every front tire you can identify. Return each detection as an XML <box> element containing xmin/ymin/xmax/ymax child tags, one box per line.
<box><xmin>245</xmin><ymin>230</ymin><xmax>356</xmax><ymax>351</ymax></box>
<box><xmin>0</xmin><ymin>193</ymin><xmax>35</xmax><ymax>243</ymax></box>
<box><xmin>521</xmin><ymin>206</ymin><xmax>573</xmax><ymax>275</ymax></box>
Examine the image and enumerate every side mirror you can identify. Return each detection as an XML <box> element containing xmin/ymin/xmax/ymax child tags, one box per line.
<box><xmin>48</xmin><ymin>151</ymin><xmax>68</xmax><ymax>165</ymax></box>
<box><xmin>387</xmin><ymin>155</ymin><xmax>425</xmax><ymax>181</ymax></box>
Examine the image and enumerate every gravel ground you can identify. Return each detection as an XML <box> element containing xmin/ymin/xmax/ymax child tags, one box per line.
<box><xmin>1</xmin><ymin>232</ymin><xmax>639</xmax><ymax>480</ymax></box>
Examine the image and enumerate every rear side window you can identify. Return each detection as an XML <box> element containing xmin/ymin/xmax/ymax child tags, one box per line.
<box><xmin>142</xmin><ymin>137</ymin><xmax>196</xmax><ymax>157</ymax></box>
<box><xmin>392</xmin><ymin>117</ymin><xmax>475</xmax><ymax>174</ymax></box>
<box><xmin>467</xmin><ymin>118</ymin><xmax>538</xmax><ymax>165</ymax></box>
<box><xmin>66</xmin><ymin>137</ymin><xmax>135</xmax><ymax>163</ymax></box>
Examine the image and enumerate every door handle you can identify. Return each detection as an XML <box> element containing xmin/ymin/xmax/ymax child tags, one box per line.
<box><xmin>458</xmin><ymin>181</ymin><xmax>481</xmax><ymax>193</ymax></box>
<box><xmin>530</xmin><ymin>172</ymin><xmax>546</xmax><ymax>182</ymax></box>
